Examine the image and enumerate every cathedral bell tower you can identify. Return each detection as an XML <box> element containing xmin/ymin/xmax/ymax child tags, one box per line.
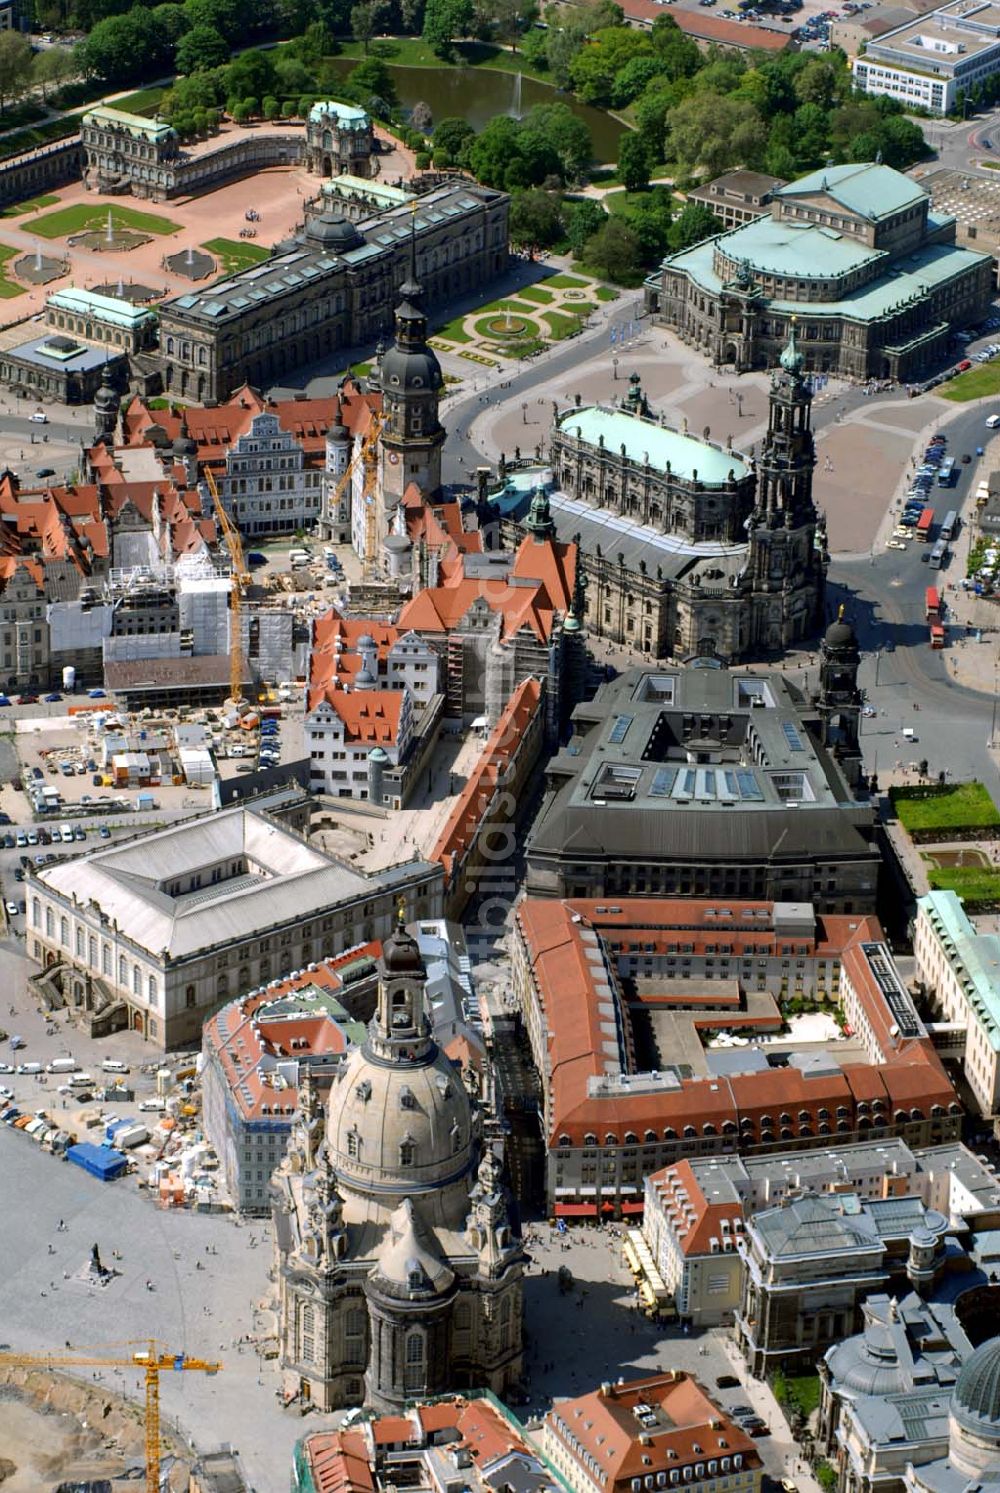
<box><xmin>747</xmin><ymin>321</ymin><xmax>826</xmax><ymax>650</ymax></box>
<box><xmin>816</xmin><ymin>606</ymin><xmax>863</xmax><ymax>789</ymax></box>
<box><xmin>377</xmin><ymin>214</ymin><xmax>444</xmax><ymax>511</ymax></box>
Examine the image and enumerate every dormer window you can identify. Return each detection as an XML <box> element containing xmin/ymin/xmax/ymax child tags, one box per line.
<box><xmin>347</xmin><ymin>1127</ymin><xmax>361</xmax><ymax>1159</ymax></box>
<box><xmin>400</xmin><ymin>1135</ymin><xmax>415</xmax><ymax>1167</ymax></box>
<box><xmin>355</xmin><ymin>1080</ymin><xmax>371</xmax><ymax>1102</ymax></box>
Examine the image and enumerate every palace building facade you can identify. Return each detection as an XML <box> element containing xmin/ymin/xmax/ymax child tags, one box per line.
<box><xmin>156</xmin><ymin>181</ymin><xmax>508</xmax><ymax>402</ymax></box>
<box><xmin>646</xmin><ymin>162</ymin><xmax>993</xmax><ymax>381</ymax></box>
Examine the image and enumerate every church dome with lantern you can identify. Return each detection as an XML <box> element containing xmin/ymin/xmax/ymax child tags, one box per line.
<box><xmin>325</xmin><ymin>911</ymin><xmax>474</xmax><ymax>1227</ymax></box>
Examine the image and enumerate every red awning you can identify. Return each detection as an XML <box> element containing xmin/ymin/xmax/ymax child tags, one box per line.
<box><xmin>601</xmin><ymin>1202</ymin><xmax>616</xmax><ymax>1214</ymax></box>
<box><xmin>621</xmin><ymin>1201</ymin><xmax>645</xmax><ymax>1215</ymax></box>
<box><xmin>554</xmin><ymin>1203</ymin><xmax>598</xmax><ymax>1217</ymax></box>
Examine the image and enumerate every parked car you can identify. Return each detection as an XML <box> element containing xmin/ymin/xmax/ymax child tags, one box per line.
<box><xmin>99</xmin><ymin>826</ymin><xmax>112</xmax><ymax>838</ymax></box>
<box><xmin>43</xmin><ymin>692</ymin><xmax>61</xmax><ymax>703</ymax></box>
<box><xmin>716</xmin><ymin>1374</ymin><xmax>740</xmax><ymax>1389</ymax></box>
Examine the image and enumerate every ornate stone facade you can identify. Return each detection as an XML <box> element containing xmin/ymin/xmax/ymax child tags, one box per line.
<box><xmin>272</xmin><ymin>915</ymin><xmax>524</xmax><ymax>1413</ymax></box>
<box><xmin>499</xmin><ymin>330</ymin><xmax>826</xmax><ymax>663</ymax></box>
<box><xmin>157</xmin><ymin>181</ymin><xmax>508</xmax><ymax>402</ymax></box>
<box><xmin>646</xmin><ymin>162</ymin><xmax>993</xmax><ymax>381</ymax></box>
<box><xmin>81</xmin><ymin>106</ymin><xmax>303</xmax><ymax>201</ymax></box>
<box><xmin>304</xmin><ymin>101</ymin><xmax>375</xmax><ymax>179</ymax></box>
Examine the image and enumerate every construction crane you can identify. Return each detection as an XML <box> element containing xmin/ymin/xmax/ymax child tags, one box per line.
<box><xmin>203</xmin><ymin>465</ymin><xmax>249</xmax><ymax>705</ymax></box>
<box><xmin>0</xmin><ymin>1340</ymin><xmax>221</xmax><ymax>1493</ymax></box>
<box><xmin>361</xmin><ymin>416</ymin><xmax>383</xmax><ymax>580</ymax></box>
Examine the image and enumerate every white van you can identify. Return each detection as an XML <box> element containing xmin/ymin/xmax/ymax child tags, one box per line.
<box><xmin>68</xmin><ymin>1072</ymin><xmax>93</xmax><ymax>1088</ymax></box>
<box><xmin>16</xmin><ymin>1061</ymin><xmax>42</xmax><ymax>1075</ymax></box>
<box><xmin>47</xmin><ymin>1057</ymin><xmax>78</xmax><ymax>1074</ymax></box>
<box><xmin>59</xmin><ymin>823</ymin><xmax>74</xmax><ymax>843</ymax></box>
<box><xmin>101</xmin><ymin>1058</ymin><xmax>129</xmax><ymax>1074</ymax></box>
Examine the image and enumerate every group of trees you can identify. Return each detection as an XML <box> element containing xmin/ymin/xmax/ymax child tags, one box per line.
<box><xmin>0</xmin><ymin>32</ymin><xmax>78</xmax><ymax>115</ymax></box>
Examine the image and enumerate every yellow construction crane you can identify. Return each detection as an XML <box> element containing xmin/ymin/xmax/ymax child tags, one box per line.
<box><xmin>362</xmin><ymin>416</ymin><xmax>383</xmax><ymax>579</ymax></box>
<box><xmin>203</xmin><ymin>465</ymin><xmax>249</xmax><ymax>705</ymax></box>
<box><xmin>0</xmin><ymin>1340</ymin><xmax>221</xmax><ymax>1493</ymax></box>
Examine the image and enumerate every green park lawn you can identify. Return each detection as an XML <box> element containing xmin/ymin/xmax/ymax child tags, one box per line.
<box><xmin>202</xmin><ymin>237</ymin><xmax>269</xmax><ymax>275</ymax></box>
<box><xmin>786</xmin><ymin>1373</ymin><xmax>822</xmax><ymax>1417</ymax></box>
<box><xmin>113</xmin><ymin>85</ymin><xmax>167</xmax><ymax>116</ymax></box>
<box><xmin>542</xmin><ymin>307</ymin><xmax>593</xmax><ymax>338</ymax></box>
<box><xmin>25</xmin><ymin>203</ymin><xmax>181</xmax><ymax>239</ymax></box>
<box><xmin>334</xmin><ymin>37</ymin><xmax>548</xmax><ymax>78</ymax></box>
<box><xmin>433</xmin><ymin>317</ymin><xmax>472</xmax><ymax>343</ymax></box>
<box><xmin>0</xmin><ymin>244</ymin><xmax>26</xmax><ymax>298</ymax></box>
<box><xmin>0</xmin><ymin>193</ymin><xmax>59</xmax><ymax>218</ymax></box>
<box><xmin>891</xmin><ymin>781</ymin><xmax>1000</xmax><ymax>834</ymax></box>
<box><xmin>516</xmin><ymin>285</ymin><xmax>555</xmax><ymax>305</ymax></box>
<box><xmin>544</xmin><ymin>273</ymin><xmax>589</xmax><ymax>289</ymax></box>
<box><xmin>927</xmin><ymin>865</ymin><xmax>1000</xmax><ymax>903</ymax></box>
<box><xmin>595</xmin><ymin>285</ymin><xmax>619</xmax><ymax>301</ymax></box>
<box><xmin>939</xmin><ymin>362</ymin><xmax>1000</xmax><ymax>401</ymax></box>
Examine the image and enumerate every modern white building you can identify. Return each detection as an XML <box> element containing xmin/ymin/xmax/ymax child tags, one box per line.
<box><xmin>914</xmin><ymin>889</ymin><xmax>1000</xmax><ymax>1119</ymax></box>
<box><xmin>853</xmin><ymin>1</ymin><xmax>1000</xmax><ymax>115</ymax></box>
<box><xmin>27</xmin><ymin>791</ymin><xmax>442</xmax><ymax>1048</ymax></box>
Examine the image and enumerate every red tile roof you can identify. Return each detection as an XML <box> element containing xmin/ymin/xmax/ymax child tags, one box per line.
<box><xmin>121</xmin><ymin>381</ymin><xmax>381</xmax><ymax>460</ymax></box>
<box><xmin>547</xmin><ymin>1374</ymin><xmax>760</xmax><ymax>1491</ymax></box>
<box><xmin>398</xmin><ymin>533</ymin><xmax>577</xmax><ymax>644</ymax></box>
<box><xmin>516</xmin><ymin>898</ymin><xmax>959</xmax><ymax>1149</ymax></box>
<box><xmin>431</xmin><ymin>678</ymin><xmax>544</xmax><ymax>879</ymax></box>
<box><xmin>299</xmin><ymin>1430</ymin><xmax>375</xmax><ymax>1493</ymax></box>
<box><xmin>647</xmin><ymin>1162</ymin><xmax>746</xmax><ymax>1256</ymax></box>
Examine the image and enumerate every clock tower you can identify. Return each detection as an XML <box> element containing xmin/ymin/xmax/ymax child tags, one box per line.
<box><xmin>378</xmin><ymin>222</ymin><xmax>445</xmax><ymax>512</ymax></box>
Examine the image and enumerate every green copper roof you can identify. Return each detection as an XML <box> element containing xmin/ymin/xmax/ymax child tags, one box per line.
<box><xmin>918</xmin><ymin>890</ymin><xmax>1000</xmax><ymax>1048</ymax></box>
<box><xmin>665</xmin><ymin>236</ymin><xmax>990</xmax><ymax>324</ymax></box>
<box><xmin>721</xmin><ymin>218</ymin><xmax>881</xmax><ymax>280</ymax></box>
<box><xmin>83</xmin><ymin>104</ymin><xmax>174</xmax><ymax>142</ymax></box>
<box><xmin>557</xmin><ymin>406</ymin><xmax>748</xmax><ymax>485</ymax></box>
<box><xmin>48</xmin><ymin>287</ymin><xmax>154</xmax><ymax>330</ymax></box>
<box><xmin>774</xmin><ymin>163</ymin><xmax>927</xmax><ymax>222</ymax></box>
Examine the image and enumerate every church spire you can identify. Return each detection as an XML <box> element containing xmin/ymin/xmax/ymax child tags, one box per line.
<box><xmin>525</xmin><ymin>483</ymin><xmax>555</xmax><ymax>543</ymax></box>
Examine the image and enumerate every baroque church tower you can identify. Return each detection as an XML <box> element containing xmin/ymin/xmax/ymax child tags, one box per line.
<box><xmin>272</xmin><ymin>909</ymin><xmax>524</xmax><ymax>1414</ymax></box>
<box><xmin>747</xmin><ymin>322</ymin><xmax>827</xmax><ymax>650</ymax></box>
<box><xmin>377</xmin><ymin>221</ymin><xmax>445</xmax><ymax>514</ymax></box>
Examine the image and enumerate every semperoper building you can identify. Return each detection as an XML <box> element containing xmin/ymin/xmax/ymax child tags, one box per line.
<box><xmin>647</xmin><ymin>162</ymin><xmax>993</xmax><ymax>380</ymax></box>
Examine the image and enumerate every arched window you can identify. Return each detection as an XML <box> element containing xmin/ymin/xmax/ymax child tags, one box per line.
<box><xmin>455</xmin><ymin>1301</ymin><xmax>472</xmax><ymax>1332</ymax></box>
<box><xmin>347</xmin><ymin>1127</ymin><xmax>360</xmax><ymax>1159</ymax></box>
<box><xmin>399</xmin><ymin>1136</ymin><xmax>415</xmax><ymax>1167</ymax></box>
<box><xmin>118</xmin><ymin>954</ymin><xmax>127</xmax><ymax>985</ymax></box>
<box><xmin>301</xmin><ymin>1303</ymin><xmax>315</xmax><ymax>1362</ymax></box>
<box><xmin>60</xmin><ymin>916</ymin><xmax>68</xmax><ymax>947</ymax></box>
<box><xmin>132</xmin><ymin>965</ymin><xmax>141</xmax><ymax>996</ymax></box>
<box><xmin>404</xmin><ymin>1330</ymin><xmax>425</xmax><ymax>1392</ymax></box>
<box><xmin>148</xmin><ymin>975</ymin><xmax>157</xmax><ymax>1005</ymax></box>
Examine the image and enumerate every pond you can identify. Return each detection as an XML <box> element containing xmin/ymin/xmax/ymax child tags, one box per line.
<box><xmin>325</xmin><ymin>59</ymin><xmax>627</xmax><ymax>164</ymax></box>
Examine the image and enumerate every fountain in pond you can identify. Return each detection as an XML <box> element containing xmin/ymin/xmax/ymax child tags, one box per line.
<box><xmin>512</xmin><ymin>71</ymin><xmax>522</xmax><ymax>119</ymax></box>
<box><xmin>106</xmin><ymin>208</ymin><xmax>115</xmax><ymax>246</ymax></box>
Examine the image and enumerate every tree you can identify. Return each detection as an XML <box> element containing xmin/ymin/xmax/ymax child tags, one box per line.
<box><xmin>348</xmin><ymin>54</ymin><xmax>396</xmax><ymax>105</ymax></box>
<box><xmin>623</xmin><ymin>189</ymin><xmax>672</xmax><ymax>260</ymax></box>
<box><xmin>434</xmin><ymin>115</ymin><xmax>475</xmax><ymax>160</ymax></box>
<box><xmin>566</xmin><ymin>198</ymin><xmax>606</xmax><ymax>257</ymax></box>
<box><xmin>176</xmin><ymin>22</ymin><xmax>228</xmax><ymax>73</ymax></box>
<box><xmin>422</xmin><ymin>0</ymin><xmax>472</xmax><ymax>56</ymax></box>
<box><xmin>152</xmin><ymin>3</ymin><xmax>189</xmax><ymax>41</ymax></box>
<box><xmin>223</xmin><ymin>47</ymin><xmax>277</xmax><ymax>103</ymax></box>
<box><xmin>184</xmin><ymin>0</ymin><xmax>242</xmax><ymax>38</ymax></box>
<box><xmin>31</xmin><ymin>45</ymin><xmax>75</xmax><ymax>101</ymax></box>
<box><xmin>77</xmin><ymin>7</ymin><xmax>173</xmax><ymax>85</ymax></box>
<box><xmin>667</xmin><ymin>92</ymin><xmax>766</xmax><ymax>177</ymax></box>
<box><xmin>649</xmin><ymin>13</ymin><xmax>701</xmax><ymax>80</ymax></box>
<box><xmin>523</xmin><ymin>102</ymin><xmax>592</xmax><ymax>181</ymax></box>
<box><xmin>411</xmin><ymin>99</ymin><xmax>433</xmax><ymax>131</ymax></box>
<box><xmin>0</xmin><ymin>31</ymin><xmax>33</xmax><ymax>114</ymax></box>
<box><xmin>262</xmin><ymin>93</ymin><xmax>281</xmax><ymax>118</ymax></box>
<box><xmin>581</xmin><ymin>217</ymin><xmax>640</xmax><ymax>282</ymax></box>
<box><xmin>274</xmin><ymin>53</ymin><xmax>316</xmax><ymax>97</ymax></box>
<box><xmin>467</xmin><ymin>114</ymin><xmax>522</xmax><ymax>187</ymax></box>
<box><xmin>508</xmin><ymin>188</ymin><xmax>564</xmax><ymax>248</ymax></box>
<box><xmin>667</xmin><ymin>201</ymin><xmax>720</xmax><ymax>252</ymax></box>
<box><xmin>545</xmin><ymin>20</ymin><xmax>587</xmax><ymax>88</ymax></box>
<box><xmin>618</xmin><ymin>129</ymin><xmax>652</xmax><ymax>191</ymax></box>
<box><xmin>231</xmin><ymin>96</ymin><xmax>253</xmax><ymax>123</ymax></box>
<box><xmin>351</xmin><ymin>0</ymin><xmax>385</xmax><ymax>51</ymax></box>
<box><xmin>611</xmin><ymin>54</ymin><xmax>661</xmax><ymax>108</ymax></box>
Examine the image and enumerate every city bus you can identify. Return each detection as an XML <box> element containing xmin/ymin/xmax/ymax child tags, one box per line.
<box><xmin>938</xmin><ymin>457</ymin><xmax>956</xmax><ymax>486</ymax></box>
<box><xmin>929</xmin><ymin>539</ymin><xmax>947</xmax><ymax>569</ymax></box>
<box><xmin>915</xmin><ymin>507</ymin><xmax>935</xmax><ymax>542</ymax></box>
<box><xmin>925</xmin><ymin>586</ymin><xmax>941</xmax><ymax>620</ymax></box>
<box><xmin>940</xmin><ymin>509</ymin><xmax>959</xmax><ymax>542</ymax></box>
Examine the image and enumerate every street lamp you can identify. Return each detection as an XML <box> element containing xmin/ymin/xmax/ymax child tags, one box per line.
<box><xmin>613</xmin><ymin>356</ymin><xmax>619</xmax><ymax>381</ymax></box>
<box><xmin>521</xmin><ymin>402</ymin><xmax>528</xmax><ymax>425</ymax></box>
